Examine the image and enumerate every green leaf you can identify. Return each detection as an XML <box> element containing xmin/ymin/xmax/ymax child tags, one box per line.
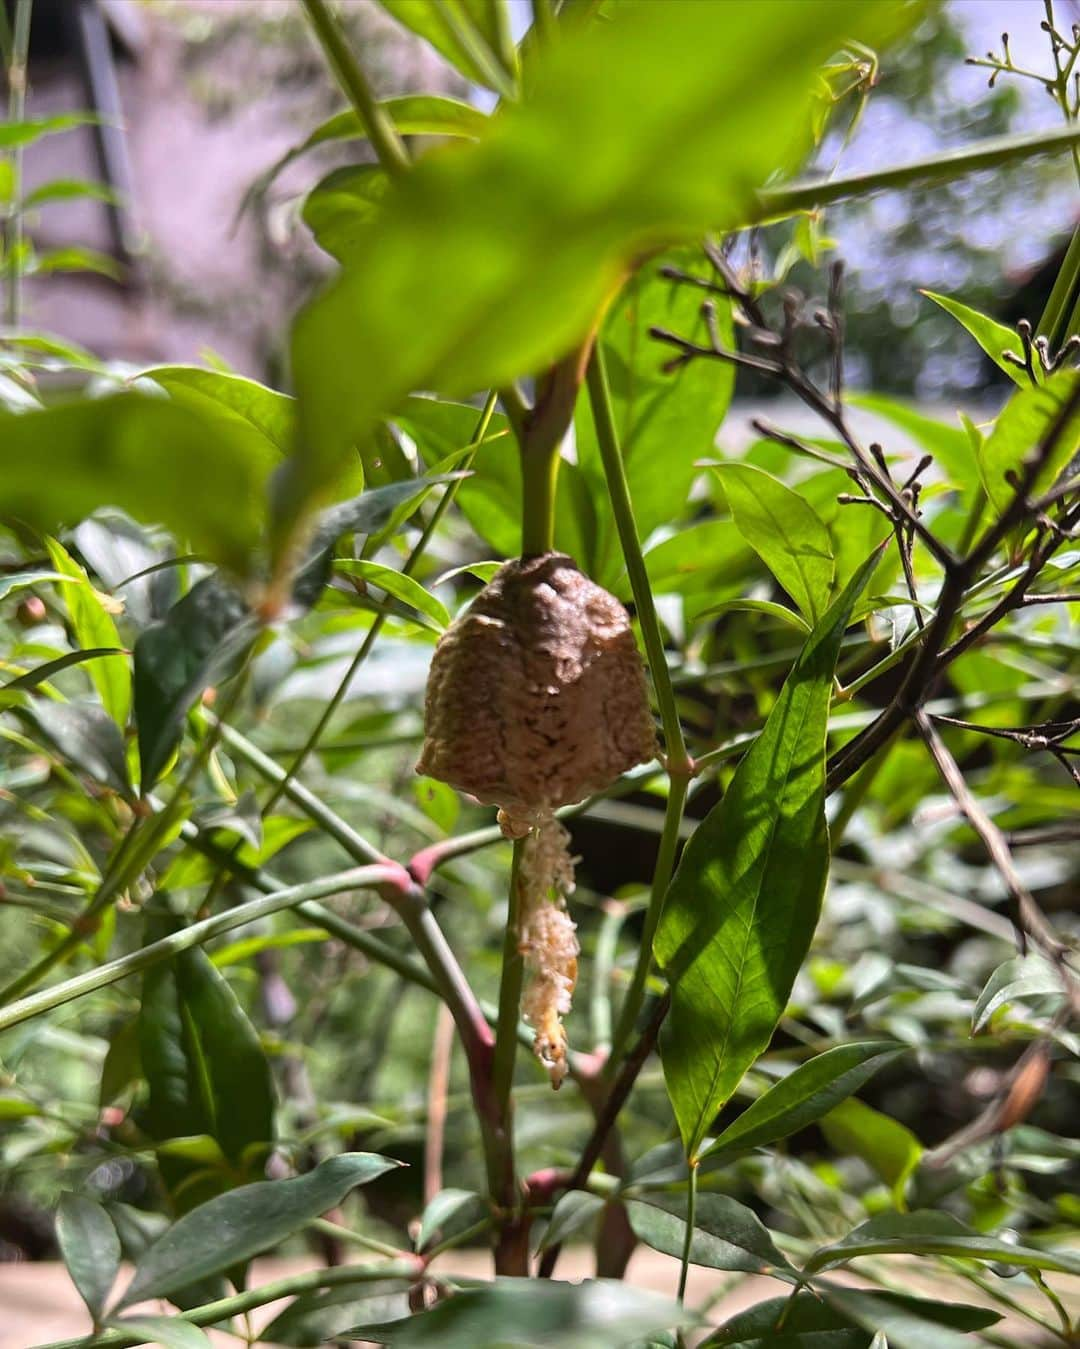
<box><xmin>350</xmin><ymin>1278</ymin><xmax>696</xmax><ymax>1347</ymax></box>
<box><xmin>804</xmin><ymin>1210</ymin><xmax>1080</xmax><ymax>1277</ymax></box>
<box><xmin>19</xmin><ymin>698</ymin><xmax>132</xmax><ymax>796</ymax></box>
<box><xmin>576</xmin><ymin>249</ymin><xmax>736</xmax><ymax>584</ymax></box>
<box><xmin>816</xmin><ymin>1287</ymin><xmax>1000</xmax><ymax>1349</ymax></box>
<box><xmin>259</xmin><ymin>1281</ymin><xmax>412</xmax><ymax>1347</ymax></box>
<box><xmin>980</xmin><ymin>368</ymin><xmax>1080</xmax><ymax>518</ymax></box>
<box><xmin>626</xmin><ymin>1194</ymin><xmax>795</xmax><ymax>1276</ymax></box>
<box><xmin>108</xmin><ymin>1317</ymin><xmax>212</xmax><ymax>1349</ymax></box>
<box><xmin>972</xmin><ymin>954</ymin><xmax>1063</xmax><ymax>1033</ymax></box>
<box><xmin>704</xmin><ymin>1290</ymin><xmax>998</xmax><ymax>1349</ymax></box>
<box><xmin>538</xmin><ymin>1190</ymin><xmax>606</xmax><ymax>1252</ymax></box>
<box><xmin>0</xmin><ymin>647</ymin><xmax>124</xmax><ymax>699</ymax></box>
<box><xmin>0</xmin><ymin>395</ymin><xmax>271</xmax><ymax>575</ymax></box>
<box><xmin>713</xmin><ymin>464</ymin><xmax>835</xmax><ymax>622</ymax></box>
<box><xmin>118</xmin><ymin>1153</ymin><xmax>400</xmax><ymax>1308</ymax></box>
<box><xmin>922</xmin><ymin>291</ymin><xmax>1028</xmax><ymax>388</ymax></box>
<box><xmin>695</xmin><ymin>598</ymin><xmax>810</xmax><ymax>634</ymax></box>
<box><xmin>0</xmin><ymin>1095</ymin><xmax>40</xmax><ymax>1118</ymax></box>
<box><xmin>44</xmin><ymin>537</ymin><xmax>130</xmax><ymax>727</ymax></box>
<box><xmin>100</xmin><ymin>1016</ymin><xmax>143</xmax><ymax>1107</ymax></box>
<box><xmin>378</xmin><ymin>0</ymin><xmax>517</xmax><ymax>100</ymax></box>
<box><xmin>820</xmin><ymin>1098</ymin><xmax>922</xmax><ymax>1204</ymax></box>
<box><xmin>139</xmin><ymin>913</ymin><xmax>275</xmax><ymax>1174</ymax></box>
<box><xmin>302</xmin><ymin>165</ymin><xmax>391</xmax><ymax>262</ymax></box>
<box><xmin>0</xmin><ymin>112</ymin><xmax>104</xmax><ymax>149</ymax></box>
<box><xmin>23</xmin><ymin>177</ymin><xmax>122</xmax><ymax>209</ymax></box>
<box><xmin>416</xmin><ymin>1188</ymin><xmax>488</xmax><ymax>1251</ymax></box>
<box><xmin>290</xmin><ymin>1</ymin><xmax>902</xmax><ymax>548</ymax></box>
<box><xmin>292</xmin><ymin>474</ymin><xmax>464</xmax><ymax>609</ymax></box>
<box><xmin>134</xmin><ymin>575</ymin><xmax>256</xmax><ymax>790</ymax></box>
<box><xmin>655</xmin><ymin>550</ymin><xmax>880</xmax><ymax>1159</ymax></box>
<box><xmin>703</xmin><ymin>1042</ymin><xmax>904</xmax><ymax>1162</ymax></box>
<box><xmin>142</xmin><ymin>366</ymin><xmax>294</xmax><ymax>459</ymax></box>
<box><xmin>56</xmin><ymin>1192</ymin><xmax>122</xmax><ymax>1321</ymax></box>
<box><xmin>239</xmin><ymin>95</ymin><xmax>487</xmax><ymax>215</ymax></box>
<box><xmin>335</xmin><ymin>560</ymin><xmax>451</xmax><ymax>631</ymax></box>
<box><xmin>0</xmin><ymin>569</ymin><xmax>72</xmax><ymax>602</ymax></box>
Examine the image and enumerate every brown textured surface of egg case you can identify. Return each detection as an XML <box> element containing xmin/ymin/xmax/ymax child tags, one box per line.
<box><xmin>416</xmin><ymin>552</ymin><xmax>657</xmax><ymax>818</ymax></box>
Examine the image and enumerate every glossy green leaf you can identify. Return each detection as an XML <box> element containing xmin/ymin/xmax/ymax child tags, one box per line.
<box><xmin>980</xmin><ymin>368</ymin><xmax>1080</xmax><ymax>517</ymax></box>
<box><xmin>302</xmin><ymin>165</ymin><xmax>390</xmax><ymax>262</ymax></box>
<box><xmin>139</xmin><ymin>912</ymin><xmax>275</xmax><ymax>1174</ymax></box>
<box><xmin>290</xmin><ymin>1</ymin><xmax>903</xmax><ymax>547</ymax></box>
<box><xmin>0</xmin><ymin>396</ymin><xmax>271</xmax><ymax>574</ymax></box>
<box><xmin>335</xmin><ymin>560</ymin><xmax>451</xmax><ymax>630</ymax></box>
<box><xmin>44</xmin><ymin>537</ymin><xmax>130</xmax><ymax>728</ymax></box>
<box><xmin>817</xmin><ymin>1286</ymin><xmax>999</xmax><ymax>1349</ymax></box>
<box><xmin>703</xmin><ymin>1042</ymin><xmax>904</xmax><ymax>1162</ymax></box>
<box><xmin>292</xmin><ymin>473</ymin><xmax>463</xmax><ymax>609</ymax></box>
<box><xmin>143</xmin><ymin>366</ymin><xmax>294</xmax><ymax>459</ymax></box>
<box><xmin>704</xmin><ymin>1290</ymin><xmax>998</xmax><ymax>1349</ymax></box>
<box><xmin>626</xmin><ymin>1194</ymin><xmax>794</xmax><ymax>1276</ymax></box>
<box><xmin>804</xmin><ymin>1209</ymin><xmax>1080</xmax><ymax>1276</ymax></box>
<box><xmin>972</xmin><ymin>954</ymin><xmax>1063</xmax><ymax>1033</ymax></box>
<box><xmin>378</xmin><ymin>0</ymin><xmax>517</xmax><ymax>99</ymax></box>
<box><xmin>0</xmin><ymin>569</ymin><xmax>72</xmax><ymax>602</ymax></box>
<box><xmin>56</xmin><ymin>1192</ymin><xmax>122</xmax><ymax>1320</ymax></box>
<box><xmin>713</xmin><ymin>464</ymin><xmax>835</xmax><ymax>622</ymax></box>
<box><xmin>656</xmin><ymin>550</ymin><xmax>880</xmax><ymax>1159</ymax></box>
<box><xmin>538</xmin><ymin>1190</ymin><xmax>606</xmax><ymax>1252</ymax></box>
<box><xmin>118</xmin><ymin>1153</ymin><xmax>400</xmax><ymax>1308</ymax></box>
<box><xmin>134</xmin><ymin>576</ymin><xmax>257</xmax><ymax>790</ymax></box>
<box><xmin>350</xmin><ymin>1278</ymin><xmax>696</xmax><ymax>1347</ymax></box>
<box><xmin>922</xmin><ymin>291</ymin><xmax>1028</xmax><ymax>388</ymax></box>
<box><xmin>259</xmin><ymin>1281</ymin><xmax>412</xmax><ymax>1347</ymax></box>
<box><xmin>576</xmin><ymin>249</ymin><xmax>736</xmax><ymax>584</ymax></box>
<box><xmin>695</xmin><ymin>598</ymin><xmax>810</xmax><ymax>634</ymax></box>
<box><xmin>820</xmin><ymin>1098</ymin><xmax>922</xmax><ymax>1204</ymax></box>
<box><xmin>416</xmin><ymin>1188</ymin><xmax>488</xmax><ymax>1251</ymax></box>
<box><xmin>19</xmin><ymin>698</ymin><xmax>132</xmax><ymax>796</ymax></box>
<box><xmin>108</xmin><ymin>1317</ymin><xmax>212</xmax><ymax>1349</ymax></box>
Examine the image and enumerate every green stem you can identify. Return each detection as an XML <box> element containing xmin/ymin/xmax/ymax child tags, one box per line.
<box><xmin>759</xmin><ymin>124</ymin><xmax>1080</xmax><ymax>222</ymax></box>
<box><xmin>587</xmin><ymin>343</ymin><xmax>690</xmax><ymax>1073</ymax></box>
<box><xmin>521</xmin><ymin>440</ymin><xmax>560</xmax><ymax>554</ymax></box>
<box><xmin>492</xmin><ymin>837</ymin><xmax>526</xmax><ymax>1113</ymax></box>
<box><xmin>299</xmin><ymin>0</ymin><xmax>410</xmax><ymax>178</ymax></box>
<box><xmin>1040</xmin><ymin>224</ymin><xmax>1080</xmax><ymax>346</ymax></box>
<box><xmin>586</xmin><ymin>347</ymin><xmax>687</xmax><ymax>768</ymax></box>
<box><xmin>677</xmin><ymin>1159</ymin><xmax>698</xmax><ymax>1305</ymax></box>
<box><xmin>0</xmin><ymin>865</ymin><xmax>397</xmax><ymax>1033</ymax></box>
<box><xmin>37</xmin><ymin>1261</ymin><xmax>421</xmax><ymax>1349</ymax></box>
<box><xmin>606</xmin><ymin>770</ymin><xmax>689</xmax><ymax>1069</ymax></box>
<box><xmin>3</xmin><ymin>0</ymin><xmax>30</xmax><ymax>328</ymax></box>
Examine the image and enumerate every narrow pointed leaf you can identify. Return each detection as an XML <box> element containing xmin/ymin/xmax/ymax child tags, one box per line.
<box><xmin>626</xmin><ymin>1194</ymin><xmax>795</xmax><ymax>1276</ymax></box>
<box><xmin>118</xmin><ymin>1152</ymin><xmax>401</xmax><ymax>1308</ymax></box>
<box><xmin>656</xmin><ymin>549</ymin><xmax>881</xmax><ymax>1159</ymax></box>
<box><xmin>56</xmin><ymin>1193</ymin><xmax>122</xmax><ymax>1320</ymax></box>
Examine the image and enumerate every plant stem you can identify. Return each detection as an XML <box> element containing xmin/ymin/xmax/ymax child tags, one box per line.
<box><xmin>759</xmin><ymin>123</ymin><xmax>1080</xmax><ymax>222</ymax></box>
<box><xmin>37</xmin><ymin>1261</ymin><xmax>422</xmax><ymax>1349</ymax></box>
<box><xmin>492</xmin><ymin>837</ymin><xmax>526</xmax><ymax>1114</ymax></box>
<box><xmin>677</xmin><ymin>1159</ymin><xmax>698</xmax><ymax>1303</ymax></box>
<box><xmin>606</xmin><ymin>770</ymin><xmax>689</xmax><ymax>1067</ymax></box>
<box><xmin>300</xmin><ymin>0</ymin><xmax>410</xmax><ymax>179</ymax></box>
<box><xmin>586</xmin><ymin>347</ymin><xmax>687</xmax><ymax>768</ymax></box>
<box><xmin>3</xmin><ymin>0</ymin><xmax>30</xmax><ymax>327</ymax></box>
<box><xmin>0</xmin><ymin>865</ymin><xmax>398</xmax><ymax>1033</ymax></box>
<box><xmin>520</xmin><ymin>439</ymin><xmax>560</xmax><ymax>553</ymax></box>
<box><xmin>586</xmin><ymin>343</ymin><xmax>690</xmax><ymax>1071</ymax></box>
